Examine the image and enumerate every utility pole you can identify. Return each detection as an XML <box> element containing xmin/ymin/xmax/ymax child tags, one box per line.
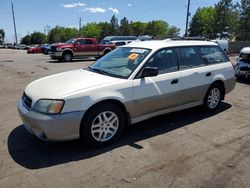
<box><xmin>11</xmin><ymin>1</ymin><xmax>18</xmax><ymax>44</ymax></box>
<box><xmin>79</xmin><ymin>17</ymin><xmax>81</xmax><ymax>37</ymax></box>
<box><xmin>185</xmin><ymin>0</ymin><xmax>191</xmax><ymax>37</ymax></box>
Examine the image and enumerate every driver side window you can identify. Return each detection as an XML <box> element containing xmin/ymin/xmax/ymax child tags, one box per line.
<box><xmin>144</xmin><ymin>48</ymin><xmax>178</xmax><ymax>74</ymax></box>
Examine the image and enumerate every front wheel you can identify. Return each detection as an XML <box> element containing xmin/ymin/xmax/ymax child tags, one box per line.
<box><xmin>203</xmin><ymin>84</ymin><xmax>223</xmax><ymax>111</ymax></box>
<box><xmin>80</xmin><ymin>103</ymin><xmax>125</xmax><ymax>147</ymax></box>
<box><xmin>63</xmin><ymin>53</ymin><xmax>72</xmax><ymax>62</ymax></box>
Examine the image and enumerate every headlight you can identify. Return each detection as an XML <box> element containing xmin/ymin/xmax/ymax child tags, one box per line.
<box><xmin>33</xmin><ymin>99</ymin><xmax>65</xmax><ymax>114</ymax></box>
<box><xmin>56</xmin><ymin>48</ymin><xmax>63</xmax><ymax>52</ymax></box>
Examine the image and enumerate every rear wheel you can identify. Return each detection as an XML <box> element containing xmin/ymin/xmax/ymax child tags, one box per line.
<box><xmin>80</xmin><ymin>103</ymin><xmax>125</xmax><ymax>147</ymax></box>
<box><xmin>63</xmin><ymin>52</ymin><xmax>72</xmax><ymax>62</ymax></box>
<box><xmin>203</xmin><ymin>83</ymin><xmax>223</xmax><ymax>111</ymax></box>
<box><xmin>103</xmin><ymin>50</ymin><xmax>111</xmax><ymax>56</ymax></box>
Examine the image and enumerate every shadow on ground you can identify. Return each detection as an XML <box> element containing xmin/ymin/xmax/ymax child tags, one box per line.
<box><xmin>8</xmin><ymin>103</ymin><xmax>231</xmax><ymax>169</ymax></box>
<box><xmin>236</xmin><ymin>77</ymin><xmax>250</xmax><ymax>85</ymax></box>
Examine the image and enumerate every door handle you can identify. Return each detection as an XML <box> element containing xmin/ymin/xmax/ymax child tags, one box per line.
<box><xmin>171</xmin><ymin>79</ymin><xmax>179</xmax><ymax>84</ymax></box>
<box><xmin>206</xmin><ymin>72</ymin><xmax>211</xmax><ymax>77</ymax></box>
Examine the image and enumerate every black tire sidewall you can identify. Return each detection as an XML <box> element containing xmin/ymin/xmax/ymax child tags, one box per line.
<box><xmin>204</xmin><ymin>84</ymin><xmax>223</xmax><ymax>111</ymax></box>
<box><xmin>63</xmin><ymin>53</ymin><xmax>72</xmax><ymax>62</ymax></box>
<box><xmin>81</xmin><ymin>103</ymin><xmax>125</xmax><ymax>147</ymax></box>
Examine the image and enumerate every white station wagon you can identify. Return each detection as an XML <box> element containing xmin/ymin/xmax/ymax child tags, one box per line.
<box><xmin>17</xmin><ymin>40</ymin><xmax>236</xmax><ymax>147</ymax></box>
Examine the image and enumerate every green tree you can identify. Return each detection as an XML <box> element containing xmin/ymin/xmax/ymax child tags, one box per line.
<box><xmin>119</xmin><ymin>17</ymin><xmax>132</xmax><ymax>35</ymax></box>
<box><xmin>236</xmin><ymin>0</ymin><xmax>250</xmax><ymax>40</ymax></box>
<box><xmin>213</xmin><ymin>0</ymin><xmax>238</xmax><ymax>39</ymax></box>
<box><xmin>30</xmin><ymin>32</ymin><xmax>47</xmax><ymax>44</ymax></box>
<box><xmin>130</xmin><ymin>21</ymin><xmax>146</xmax><ymax>36</ymax></box>
<box><xmin>145</xmin><ymin>20</ymin><xmax>169</xmax><ymax>37</ymax></box>
<box><xmin>20</xmin><ymin>34</ymin><xmax>31</xmax><ymax>45</ymax></box>
<box><xmin>110</xmin><ymin>15</ymin><xmax>119</xmax><ymax>35</ymax></box>
<box><xmin>189</xmin><ymin>7</ymin><xmax>216</xmax><ymax>39</ymax></box>
<box><xmin>98</xmin><ymin>22</ymin><xmax>112</xmax><ymax>40</ymax></box>
<box><xmin>166</xmin><ymin>26</ymin><xmax>180</xmax><ymax>38</ymax></box>
<box><xmin>47</xmin><ymin>26</ymin><xmax>78</xmax><ymax>43</ymax></box>
<box><xmin>0</xmin><ymin>29</ymin><xmax>5</xmax><ymax>44</ymax></box>
<box><xmin>81</xmin><ymin>23</ymin><xmax>102</xmax><ymax>41</ymax></box>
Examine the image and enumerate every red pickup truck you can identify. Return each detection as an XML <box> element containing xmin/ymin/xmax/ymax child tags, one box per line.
<box><xmin>50</xmin><ymin>38</ymin><xmax>116</xmax><ymax>62</ymax></box>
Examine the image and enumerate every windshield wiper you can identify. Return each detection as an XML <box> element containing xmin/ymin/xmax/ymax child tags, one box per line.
<box><xmin>88</xmin><ymin>67</ymin><xmax>112</xmax><ymax>76</ymax></box>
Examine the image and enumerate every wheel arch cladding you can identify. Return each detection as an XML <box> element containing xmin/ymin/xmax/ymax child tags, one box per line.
<box><xmin>209</xmin><ymin>80</ymin><xmax>225</xmax><ymax>100</ymax></box>
<box><xmin>80</xmin><ymin>99</ymin><xmax>130</xmax><ymax>134</ymax></box>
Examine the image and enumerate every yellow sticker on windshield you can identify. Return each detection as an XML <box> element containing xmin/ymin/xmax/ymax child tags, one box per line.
<box><xmin>128</xmin><ymin>53</ymin><xmax>139</xmax><ymax>60</ymax></box>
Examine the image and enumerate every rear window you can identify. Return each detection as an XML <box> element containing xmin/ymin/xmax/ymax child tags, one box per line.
<box><xmin>199</xmin><ymin>46</ymin><xmax>229</xmax><ymax>64</ymax></box>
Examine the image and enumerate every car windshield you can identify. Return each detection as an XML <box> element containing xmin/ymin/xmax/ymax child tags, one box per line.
<box><xmin>65</xmin><ymin>39</ymin><xmax>75</xmax><ymax>44</ymax></box>
<box><xmin>88</xmin><ymin>47</ymin><xmax>151</xmax><ymax>78</ymax></box>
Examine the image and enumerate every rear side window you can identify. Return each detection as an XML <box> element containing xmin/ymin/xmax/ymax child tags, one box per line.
<box><xmin>85</xmin><ymin>39</ymin><xmax>93</xmax><ymax>44</ymax></box>
<box><xmin>199</xmin><ymin>46</ymin><xmax>229</xmax><ymax>64</ymax></box>
<box><xmin>176</xmin><ymin>47</ymin><xmax>205</xmax><ymax>70</ymax></box>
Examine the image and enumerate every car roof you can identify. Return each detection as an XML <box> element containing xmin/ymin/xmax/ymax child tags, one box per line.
<box><xmin>240</xmin><ymin>47</ymin><xmax>250</xmax><ymax>54</ymax></box>
<box><xmin>124</xmin><ymin>40</ymin><xmax>218</xmax><ymax>50</ymax></box>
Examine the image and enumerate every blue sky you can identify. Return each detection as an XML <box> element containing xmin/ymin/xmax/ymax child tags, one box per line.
<box><xmin>0</xmin><ymin>0</ymin><xmax>239</xmax><ymax>43</ymax></box>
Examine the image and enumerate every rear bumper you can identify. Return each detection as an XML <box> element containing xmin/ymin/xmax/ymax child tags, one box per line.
<box><xmin>17</xmin><ymin>99</ymin><xmax>84</xmax><ymax>141</ymax></box>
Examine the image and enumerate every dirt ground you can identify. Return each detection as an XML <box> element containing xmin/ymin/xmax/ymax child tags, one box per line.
<box><xmin>0</xmin><ymin>49</ymin><xmax>250</xmax><ymax>188</ymax></box>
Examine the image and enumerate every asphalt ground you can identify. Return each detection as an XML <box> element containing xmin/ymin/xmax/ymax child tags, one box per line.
<box><xmin>0</xmin><ymin>49</ymin><xmax>250</xmax><ymax>188</ymax></box>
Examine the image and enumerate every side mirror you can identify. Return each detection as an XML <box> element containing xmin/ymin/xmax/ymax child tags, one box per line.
<box><xmin>141</xmin><ymin>67</ymin><xmax>158</xmax><ymax>78</ymax></box>
<box><xmin>74</xmin><ymin>41</ymin><xmax>80</xmax><ymax>46</ymax></box>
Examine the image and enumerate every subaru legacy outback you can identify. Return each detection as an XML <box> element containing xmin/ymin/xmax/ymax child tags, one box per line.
<box><xmin>17</xmin><ymin>40</ymin><xmax>236</xmax><ymax>147</ymax></box>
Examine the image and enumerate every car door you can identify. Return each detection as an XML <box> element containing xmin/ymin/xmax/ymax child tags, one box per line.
<box><xmin>176</xmin><ymin>46</ymin><xmax>212</xmax><ymax>105</ymax></box>
<box><xmin>74</xmin><ymin>39</ymin><xmax>98</xmax><ymax>56</ymax></box>
<box><xmin>84</xmin><ymin>39</ymin><xmax>99</xmax><ymax>56</ymax></box>
<box><xmin>132</xmin><ymin>48</ymin><xmax>182</xmax><ymax>118</ymax></box>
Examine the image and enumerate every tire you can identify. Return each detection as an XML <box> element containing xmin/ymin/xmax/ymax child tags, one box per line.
<box><xmin>103</xmin><ymin>50</ymin><xmax>111</xmax><ymax>56</ymax></box>
<box><xmin>203</xmin><ymin>83</ymin><xmax>223</xmax><ymax>111</ymax></box>
<box><xmin>47</xmin><ymin>50</ymin><xmax>51</xmax><ymax>55</ymax></box>
<box><xmin>80</xmin><ymin>103</ymin><xmax>125</xmax><ymax>147</ymax></box>
<box><xmin>63</xmin><ymin>52</ymin><xmax>72</xmax><ymax>62</ymax></box>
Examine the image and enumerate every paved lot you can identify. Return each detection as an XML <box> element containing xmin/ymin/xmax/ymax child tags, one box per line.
<box><xmin>0</xmin><ymin>49</ymin><xmax>250</xmax><ymax>188</ymax></box>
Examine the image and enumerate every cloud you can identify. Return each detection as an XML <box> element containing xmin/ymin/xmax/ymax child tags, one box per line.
<box><xmin>109</xmin><ymin>7</ymin><xmax>119</xmax><ymax>14</ymax></box>
<box><xmin>128</xmin><ymin>3</ymin><xmax>132</xmax><ymax>7</ymax></box>
<box><xmin>61</xmin><ymin>2</ymin><xmax>86</xmax><ymax>8</ymax></box>
<box><xmin>85</xmin><ymin>7</ymin><xmax>107</xmax><ymax>13</ymax></box>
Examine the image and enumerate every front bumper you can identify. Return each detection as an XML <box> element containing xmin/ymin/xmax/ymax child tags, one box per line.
<box><xmin>235</xmin><ymin>69</ymin><xmax>250</xmax><ymax>78</ymax></box>
<box><xmin>50</xmin><ymin>52</ymin><xmax>63</xmax><ymax>59</ymax></box>
<box><xmin>17</xmin><ymin>99</ymin><xmax>84</xmax><ymax>141</ymax></box>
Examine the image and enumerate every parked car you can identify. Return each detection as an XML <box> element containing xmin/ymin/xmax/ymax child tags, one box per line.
<box><xmin>50</xmin><ymin>38</ymin><xmax>116</xmax><ymax>61</ymax></box>
<box><xmin>27</xmin><ymin>45</ymin><xmax>42</xmax><ymax>53</ymax></box>
<box><xmin>100</xmin><ymin>36</ymin><xmax>138</xmax><ymax>44</ymax></box>
<box><xmin>17</xmin><ymin>40</ymin><xmax>235</xmax><ymax>147</ymax></box>
<box><xmin>211</xmin><ymin>39</ymin><xmax>229</xmax><ymax>54</ymax></box>
<box><xmin>235</xmin><ymin>47</ymin><xmax>250</xmax><ymax>79</ymax></box>
<box><xmin>108</xmin><ymin>40</ymin><xmax>134</xmax><ymax>46</ymax></box>
<box><xmin>41</xmin><ymin>44</ymin><xmax>52</xmax><ymax>55</ymax></box>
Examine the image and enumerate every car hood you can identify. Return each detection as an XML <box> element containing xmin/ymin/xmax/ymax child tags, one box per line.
<box><xmin>25</xmin><ymin>69</ymin><xmax>122</xmax><ymax>102</ymax></box>
<box><xmin>52</xmin><ymin>43</ymin><xmax>72</xmax><ymax>48</ymax></box>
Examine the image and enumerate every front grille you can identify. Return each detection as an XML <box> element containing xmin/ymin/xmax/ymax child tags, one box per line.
<box><xmin>50</xmin><ymin>46</ymin><xmax>57</xmax><ymax>52</ymax></box>
<box><xmin>22</xmin><ymin>93</ymin><xmax>32</xmax><ymax>109</ymax></box>
<box><xmin>240</xmin><ymin>66</ymin><xmax>250</xmax><ymax>71</ymax></box>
